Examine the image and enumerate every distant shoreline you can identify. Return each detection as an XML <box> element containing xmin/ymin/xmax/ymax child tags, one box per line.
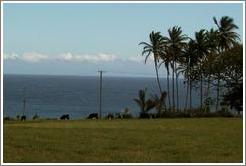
<box><xmin>3</xmin><ymin>73</ymin><xmax>172</xmax><ymax>79</ymax></box>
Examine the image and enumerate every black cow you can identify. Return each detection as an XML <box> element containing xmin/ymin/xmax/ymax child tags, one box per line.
<box><xmin>87</xmin><ymin>113</ymin><xmax>98</xmax><ymax>119</ymax></box>
<box><xmin>60</xmin><ymin>114</ymin><xmax>70</xmax><ymax>120</ymax></box>
<box><xmin>21</xmin><ymin>115</ymin><xmax>26</xmax><ymax>121</ymax></box>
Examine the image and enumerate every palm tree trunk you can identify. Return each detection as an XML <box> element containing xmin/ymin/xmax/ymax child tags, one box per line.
<box><xmin>216</xmin><ymin>49</ymin><xmax>222</xmax><ymax>112</ymax></box>
<box><xmin>189</xmin><ymin>78</ymin><xmax>192</xmax><ymax>110</ymax></box>
<box><xmin>175</xmin><ymin>62</ymin><xmax>179</xmax><ymax>111</ymax></box>
<box><xmin>167</xmin><ymin>72</ymin><xmax>171</xmax><ymax>110</ymax></box>
<box><xmin>200</xmin><ymin>74</ymin><xmax>203</xmax><ymax>110</ymax></box>
<box><xmin>172</xmin><ymin>61</ymin><xmax>175</xmax><ymax>111</ymax></box>
<box><xmin>206</xmin><ymin>75</ymin><xmax>211</xmax><ymax>98</ymax></box>
<box><xmin>154</xmin><ymin>61</ymin><xmax>162</xmax><ymax>95</ymax></box>
<box><xmin>216</xmin><ymin>78</ymin><xmax>220</xmax><ymax>112</ymax></box>
<box><xmin>185</xmin><ymin>79</ymin><xmax>189</xmax><ymax>111</ymax></box>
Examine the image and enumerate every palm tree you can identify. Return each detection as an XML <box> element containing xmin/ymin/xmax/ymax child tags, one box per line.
<box><xmin>151</xmin><ymin>91</ymin><xmax>167</xmax><ymax>115</ymax></box>
<box><xmin>204</xmin><ymin>28</ymin><xmax>219</xmax><ymax>99</ymax></box>
<box><xmin>139</xmin><ymin>31</ymin><xmax>165</xmax><ymax>95</ymax></box>
<box><xmin>175</xmin><ymin>62</ymin><xmax>180</xmax><ymax>111</ymax></box>
<box><xmin>134</xmin><ymin>88</ymin><xmax>155</xmax><ymax>117</ymax></box>
<box><xmin>213</xmin><ymin>16</ymin><xmax>239</xmax><ymax>111</ymax></box>
<box><xmin>162</xmin><ymin>26</ymin><xmax>187</xmax><ymax>111</ymax></box>
<box><xmin>177</xmin><ymin>62</ymin><xmax>189</xmax><ymax>110</ymax></box>
<box><xmin>178</xmin><ymin>39</ymin><xmax>197</xmax><ymax>110</ymax></box>
<box><xmin>159</xmin><ymin>48</ymin><xmax>171</xmax><ymax>110</ymax></box>
<box><xmin>193</xmin><ymin>29</ymin><xmax>210</xmax><ymax>110</ymax></box>
<box><xmin>213</xmin><ymin>16</ymin><xmax>240</xmax><ymax>50</ymax></box>
<box><xmin>203</xmin><ymin>53</ymin><xmax>216</xmax><ymax>98</ymax></box>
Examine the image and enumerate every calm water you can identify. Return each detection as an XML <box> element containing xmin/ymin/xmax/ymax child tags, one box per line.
<box><xmin>3</xmin><ymin>74</ymin><xmax>202</xmax><ymax>119</ymax></box>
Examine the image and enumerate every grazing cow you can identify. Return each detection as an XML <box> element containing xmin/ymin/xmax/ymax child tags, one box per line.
<box><xmin>87</xmin><ymin>113</ymin><xmax>98</xmax><ymax>119</ymax></box>
<box><xmin>115</xmin><ymin>113</ymin><xmax>122</xmax><ymax>119</ymax></box>
<box><xmin>60</xmin><ymin>114</ymin><xmax>70</xmax><ymax>120</ymax></box>
<box><xmin>21</xmin><ymin>115</ymin><xmax>26</xmax><ymax>121</ymax></box>
<box><xmin>107</xmin><ymin>113</ymin><xmax>114</xmax><ymax>120</ymax></box>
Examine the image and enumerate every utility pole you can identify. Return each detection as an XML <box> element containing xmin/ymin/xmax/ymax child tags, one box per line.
<box><xmin>22</xmin><ymin>87</ymin><xmax>26</xmax><ymax>117</ymax></box>
<box><xmin>22</xmin><ymin>98</ymin><xmax>26</xmax><ymax>116</ymax></box>
<box><xmin>98</xmin><ymin>70</ymin><xmax>105</xmax><ymax>119</ymax></box>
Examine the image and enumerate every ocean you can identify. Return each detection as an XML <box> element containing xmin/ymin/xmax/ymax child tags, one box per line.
<box><xmin>3</xmin><ymin>74</ymin><xmax>202</xmax><ymax>119</ymax></box>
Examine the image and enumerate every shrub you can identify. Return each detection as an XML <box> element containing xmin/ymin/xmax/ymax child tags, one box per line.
<box><xmin>4</xmin><ymin>117</ymin><xmax>14</xmax><ymax>121</ymax></box>
<box><xmin>139</xmin><ymin>112</ymin><xmax>150</xmax><ymax>119</ymax></box>
<box><xmin>215</xmin><ymin>110</ymin><xmax>234</xmax><ymax>117</ymax></box>
<box><xmin>33</xmin><ymin>114</ymin><xmax>39</xmax><ymax>120</ymax></box>
<box><xmin>122</xmin><ymin>114</ymin><xmax>133</xmax><ymax>119</ymax></box>
<box><xmin>122</xmin><ymin>107</ymin><xmax>133</xmax><ymax>119</ymax></box>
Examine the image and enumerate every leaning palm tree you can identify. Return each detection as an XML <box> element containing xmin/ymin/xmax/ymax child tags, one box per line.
<box><xmin>162</xmin><ymin>26</ymin><xmax>187</xmax><ymax>111</ymax></box>
<box><xmin>213</xmin><ymin>16</ymin><xmax>239</xmax><ymax>111</ymax></box>
<box><xmin>139</xmin><ymin>31</ymin><xmax>165</xmax><ymax>95</ymax></box>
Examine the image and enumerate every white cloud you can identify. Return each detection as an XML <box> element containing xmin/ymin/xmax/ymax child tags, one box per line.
<box><xmin>3</xmin><ymin>53</ymin><xmax>19</xmax><ymax>60</ymax></box>
<box><xmin>3</xmin><ymin>52</ymin><xmax>47</xmax><ymax>63</ymax></box>
<box><xmin>55</xmin><ymin>53</ymin><xmax>117</xmax><ymax>63</ymax></box>
<box><xmin>56</xmin><ymin>52</ymin><xmax>73</xmax><ymax>61</ymax></box>
<box><xmin>4</xmin><ymin>52</ymin><xmax>118</xmax><ymax>63</ymax></box>
<box><xmin>126</xmin><ymin>54</ymin><xmax>154</xmax><ymax>64</ymax></box>
<box><xmin>21</xmin><ymin>52</ymin><xmax>48</xmax><ymax>63</ymax></box>
<box><xmin>4</xmin><ymin>52</ymin><xmax>153</xmax><ymax>64</ymax></box>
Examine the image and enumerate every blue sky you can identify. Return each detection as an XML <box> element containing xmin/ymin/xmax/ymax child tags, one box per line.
<box><xmin>3</xmin><ymin>3</ymin><xmax>244</xmax><ymax>77</ymax></box>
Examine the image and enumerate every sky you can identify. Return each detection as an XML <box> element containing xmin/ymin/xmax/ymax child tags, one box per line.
<box><xmin>3</xmin><ymin>2</ymin><xmax>244</xmax><ymax>77</ymax></box>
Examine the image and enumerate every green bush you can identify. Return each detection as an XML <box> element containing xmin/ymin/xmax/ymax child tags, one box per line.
<box><xmin>122</xmin><ymin>114</ymin><xmax>133</xmax><ymax>119</ymax></box>
<box><xmin>139</xmin><ymin>112</ymin><xmax>150</xmax><ymax>119</ymax></box>
<box><xmin>4</xmin><ymin>117</ymin><xmax>14</xmax><ymax>121</ymax></box>
<box><xmin>137</xmin><ymin>108</ymin><xmax>235</xmax><ymax>119</ymax></box>
<box><xmin>33</xmin><ymin>114</ymin><xmax>39</xmax><ymax>120</ymax></box>
<box><xmin>120</xmin><ymin>107</ymin><xmax>134</xmax><ymax>119</ymax></box>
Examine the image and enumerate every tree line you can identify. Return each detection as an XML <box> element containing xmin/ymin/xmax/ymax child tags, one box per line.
<box><xmin>136</xmin><ymin>16</ymin><xmax>242</xmax><ymax>117</ymax></box>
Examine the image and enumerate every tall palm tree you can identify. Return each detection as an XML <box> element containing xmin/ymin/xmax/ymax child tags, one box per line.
<box><xmin>175</xmin><ymin>62</ymin><xmax>179</xmax><ymax>111</ymax></box>
<box><xmin>213</xmin><ymin>16</ymin><xmax>239</xmax><ymax>111</ymax></box>
<box><xmin>193</xmin><ymin>29</ymin><xmax>210</xmax><ymax>110</ymax></box>
<box><xmin>139</xmin><ymin>31</ymin><xmax>165</xmax><ymax>95</ymax></box>
<box><xmin>159</xmin><ymin>48</ymin><xmax>171</xmax><ymax>110</ymax></box>
<box><xmin>178</xmin><ymin>39</ymin><xmax>197</xmax><ymax>110</ymax></box>
<box><xmin>204</xmin><ymin>28</ymin><xmax>219</xmax><ymax>99</ymax></box>
<box><xmin>162</xmin><ymin>26</ymin><xmax>187</xmax><ymax>111</ymax></box>
<box><xmin>177</xmin><ymin>59</ymin><xmax>189</xmax><ymax>111</ymax></box>
<box><xmin>203</xmin><ymin>53</ymin><xmax>216</xmax><ymax>98</ymax></box>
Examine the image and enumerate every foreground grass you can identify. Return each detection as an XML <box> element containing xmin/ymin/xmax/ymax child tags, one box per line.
<box><xmin>3</xmin><ymin>118</ymin><xmax>243</xmax><ymax>163</ymax></box>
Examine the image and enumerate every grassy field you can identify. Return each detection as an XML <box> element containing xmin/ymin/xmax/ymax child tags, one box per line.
<box><xmin>3</xmin><ymin>118</ymin><xmax>243</xmax><ymax>163</ymax></box>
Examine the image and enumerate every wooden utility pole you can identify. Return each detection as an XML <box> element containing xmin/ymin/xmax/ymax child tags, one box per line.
<box><xmin>98</xmin><ymin>70</ymin><xmax>105</xmax><ymax>119</ymax></box>
<box><xmin>22</xmin><ymin>87</ymin><xmax>26</xmax><ymax>117</ymax></box>
<box><xmin>22</xmin><ymin>99</ymin><xmax>26</xmax><ymax>116</ymax></box>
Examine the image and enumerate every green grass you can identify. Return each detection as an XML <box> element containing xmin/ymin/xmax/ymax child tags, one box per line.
<box><xmin>3</xmin><ymin>118</ymin><xmax>243</xmax><ymax>163</ymax></box>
